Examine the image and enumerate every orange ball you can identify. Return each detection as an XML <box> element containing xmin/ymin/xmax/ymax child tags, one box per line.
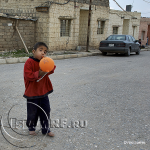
<box><xmin>39</xmin><ymin>57</ymin><xmax>55</xmax><ymax>72</ymax></box>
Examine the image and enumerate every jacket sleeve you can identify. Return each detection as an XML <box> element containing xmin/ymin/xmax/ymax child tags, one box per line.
<box><xmin>47</xmin><ymin>65</ymin><xmax>56</xmax><ymax>75</ymax></box>
<box><xmin>24</xmin><ymin>61</ymin><xmax>41</xmax><ymax>81</ymax></box>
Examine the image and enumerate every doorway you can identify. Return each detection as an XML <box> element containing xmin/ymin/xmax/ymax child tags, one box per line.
<box><xmin>122</xmin><ymin>19</ymin><xmax>130</xmax><ymax>35</ymax></box>
<box><xmin>79</xmin><ymin>10</ymin><xmax>88</xmax><ymax>46</ymax></box>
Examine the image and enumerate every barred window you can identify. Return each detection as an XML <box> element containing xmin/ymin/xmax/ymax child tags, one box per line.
<box><xmin>97</xmin><ymin>21</ymin><xmax>105</xmax><ymax>34</ymax></box>
<box><xmin>60</xmin><ymin>19</ymin><xmax>71</xmax><ymax>37</ymax></box>
<box><xmin>113</xmin><ymin>27</ymin><xmax>118</xmax><ymax>34</ymax></box>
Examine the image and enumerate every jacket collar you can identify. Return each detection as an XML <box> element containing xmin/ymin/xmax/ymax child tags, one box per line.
<box><xmin>29</xmin><ymin>56</ymin><xmax>40</xmax><ymax>62</ymax></box>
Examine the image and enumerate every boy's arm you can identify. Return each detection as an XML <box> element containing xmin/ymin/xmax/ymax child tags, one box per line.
<box><xmin>47</xmin><ymin>65</ymin><xmax>56</xmax><ymax>75</ymax></box>
<box><xmin>24</xmin><ymin>62</ymin><xmax>41</xmax><ymax>81</ymax></box>
<box><xmin>39</xmin><ymin>69</ymin><xmax>47</xmax><ymax>77</ymax></box>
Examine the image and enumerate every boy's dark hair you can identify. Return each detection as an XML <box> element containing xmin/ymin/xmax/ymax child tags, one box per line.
<box><xmin>33</xmin><ymin>42</ymin><xmax>48</xmax><ymax>50</ymax></box>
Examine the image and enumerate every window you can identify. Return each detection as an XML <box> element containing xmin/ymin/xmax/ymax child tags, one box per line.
<box><xmin>107</xmin><ymin>35</ymin><xmax>126</xmax><ymax>40</ymax></box>
<box><xmin>97</xmin><ymin>21</ymin><xmax>105</xmax><ymax>34</ymax></box>
<box><xmin>113</xmin><ymin>27</ymin><xmax>118</xmax><ymax>34</ymax></box>
<box><xmin>60</xmin><ymin>19</ymin><xmax>71</xmax><ymax>37</ymax></box>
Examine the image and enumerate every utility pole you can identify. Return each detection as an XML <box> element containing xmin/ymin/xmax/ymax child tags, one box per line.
<box><xmin>86</xmin><ymin>0</ymin><xmax>92</xmax><ymax>52</ymax></box>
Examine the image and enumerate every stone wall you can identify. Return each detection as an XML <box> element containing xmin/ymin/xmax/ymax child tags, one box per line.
<box><xmin>70</xmin><ymin>0</ymin><xmax>109</xmax><ymax>7</ymax></box>
<box><xmin>0</xmin><ymin>0</ymin><xmax>50</xmax><ymax>49</ymax></box>
<box><xmin>1</xmin><ymin>0</ymin><xmax>141</xmax><ymax>51</ymax></box>
<box><xmin>48</xmin><ymin>2</ymin><xmax>110</xmax><ymax>50</ymax></box>
<box><xmin>48</xmin><ymin>2</ymin><xmax>77</xmax><ymax>51</ymax></box>
<box><xmin>138</xmin><ymin>17</ymin><xmax>150</xmax><ymax>46</ymax></box>
<box><xmin>0</xmin><ymin>0</ymin><xmax>110</xmax><ymax>51</ymax></box>
<box><xmin>90</xmin><ymin>5</ymin><xmax>109</xmax><ymax>48</ymax></box>
<box><xmin>0</xmin><ymin>17</ymin><xmax>35</xmax><ymax>51</ymax></box>
<box><xmin>108</xmin><ymin>10</ymin><xmax>141</xmax><ymax>40</ymax></box>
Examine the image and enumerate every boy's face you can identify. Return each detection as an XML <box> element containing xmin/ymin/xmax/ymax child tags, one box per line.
<box><xmin>32</xmin><ymin>46</ymin><xmax>47</xmax><ymax>60</ymax></box>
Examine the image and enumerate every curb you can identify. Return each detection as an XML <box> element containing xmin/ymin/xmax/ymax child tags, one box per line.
<box><xmin>1</xmin><ymin>49</ymin><xmax>148</xmax><ymax>65</ymax></box>
<box><xmin>141</xmin><ymin>49</ymin><xmax>150</xmax><ymax>51</ymax></box>
<box><xmin>0</xmin><ymin>52</ymin><xmax>101</xmax><ymax>65</ymax></box>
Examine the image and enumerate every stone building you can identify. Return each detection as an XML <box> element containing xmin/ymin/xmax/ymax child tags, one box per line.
<box><xmin>108</xmin><ymin>9</ymin><xmax>141</xmax><ymax>40</ymax></box>
<box><xmin>0</xmin><ymin>0</ymin><xmax>109</xmax><ymax>51</ymax></box>
<box><xmin>138</xmin><ymin>17</ymin><xmax>150</xmax><ymax>46</ymax></box>
<box><xmin>0</xmin><ymin>0</ymin><xmax>141</xmax><ymax>52</ymax></box>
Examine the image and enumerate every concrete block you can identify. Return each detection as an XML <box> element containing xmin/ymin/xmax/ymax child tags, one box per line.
<box><xmin>0</xmin><ymin>59</ymin><xmax>6</xmax><ymax>64</ymax></box>
<box><xmin>48</xmin><ymin>55</ymin><xmax>57</xmax><ymax>60</ymax></box>
<box><xmin>18</xmin><ymin>57</ymin><xmax>28</xmax><ymax>63</ymax></box>
<box><xmin>56</xmin><ymin>55</ymin><xmax>65</xmax><ymax>59</ymax></box>
<box><xmin>6</xmin><ymin>58</ymin><xmax>19</xmax><ymax>64</ymax></box>
<box><xmin>87</xmin><ymin>53</ymin><xmax>93</xmax><ymax>56</ymax></box>
<box><xmin>68</xmin><ymin>54</ymin><xmax>77</xmax><ymax>58</ymax></box>
<box><xmin>82</xmin><ymin>52</ymin><xmax>88</xmax><ymax>57</ymax></box>
<box><xmin>64</xmin><ymin>54</ymin><xmax>71</xmax><ymax>59</ymax></box>
<box><xmin>92</xmin><ymin>52</ymin><xmax>101</xmax><ymax>56</ymax></box>
<box><xmin>77</xmin><ymin>54</ymin><xmax>83</xmax><ymax>58</ymax></box>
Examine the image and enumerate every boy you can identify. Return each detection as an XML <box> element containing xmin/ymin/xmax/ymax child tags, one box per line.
<box><xmin>139</xmin><ymin>39</ymin><xmax>141</xmax><ymax>49</ymax></box>
<box><xmin>23</xmin><ymin>42</ymin><xmax>56</xmax><ymax>137</ymax></box>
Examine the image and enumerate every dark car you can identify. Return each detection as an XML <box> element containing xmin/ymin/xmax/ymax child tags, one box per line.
<box><xmin>99</xmin><ymin>35</ymin><xmax>140</xmax><ymax>56</ymax></box>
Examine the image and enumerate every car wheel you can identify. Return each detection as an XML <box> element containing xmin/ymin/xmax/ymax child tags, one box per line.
<box><xmin>126</xmin><ymin>48</ymin><xmax>130</xmax><ymax>56</ymax></box>
<box><xmin>136</xmin><ymin>47</ymin><xmax>140</xmax><ymax>55</ymax></box>
<box><xmin>102</xmin><ymin>52</ymin><xmax>107</xmax><ymax>55</ymax></box>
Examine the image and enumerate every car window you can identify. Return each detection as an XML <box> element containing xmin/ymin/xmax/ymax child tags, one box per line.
<box><xmin>106</xmin><ymin>35</ymin><xmax>126</xmax><ymax>40</ymax></box>
<box><xmin>106</xmin><ymin>35</ymin><xmax>114</xmax><ymax>40</ymax></box>
<box><xmin>131</xmin><ymin>36</ymin><xmax>136</xmax><ymax>42</ymax></box>
<box><xmin>126</xmin><ymin>36</ymin><xmax>129</xmax><ymax>41</ymax></box>
<box><xmin>128</xmin><ymin>36</ymin><xmax>133</xmax><ymax>42</ymax></box>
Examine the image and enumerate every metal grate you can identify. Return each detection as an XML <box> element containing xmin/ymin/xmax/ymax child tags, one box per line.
<box><xmin>113</xmin><ymin>27</ymin><xmax>118</xmax><ymax>34</ymax></box>
<box><xmin>97</xmin><ymin>21</ymin><xmax>105</xmax><ymax>34</ymax></box>
<box><xmin>60</xmin><ymin>19</ymin><xmax>71</xmax><ymax>37</ymax></box>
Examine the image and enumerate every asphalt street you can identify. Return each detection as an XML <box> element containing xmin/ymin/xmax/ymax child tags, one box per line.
<box><xmin>0</xmin><ymin>51</ymin><xmax>150</xmax><ymax>150</ymax></box>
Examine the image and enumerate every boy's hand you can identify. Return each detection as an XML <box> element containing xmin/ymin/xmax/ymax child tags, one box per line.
<box><xmin>39</xmin><ymin>69</ymin><xmax>47</xmax><ymax>77</ymax></box>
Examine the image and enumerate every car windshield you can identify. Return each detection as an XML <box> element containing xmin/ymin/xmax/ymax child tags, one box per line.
<box><xmin>106</xmin><ymin>35</ymin><xmax>126</xmax><ymax>40</ymax></box>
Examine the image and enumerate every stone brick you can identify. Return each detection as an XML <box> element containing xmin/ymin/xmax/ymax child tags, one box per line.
<box><xmin>0</xmin><ymin>59</ymin><xmax>6</xmax><ymax>64</ymax></box>
<box><xmin>6</xmin><ymin>58</ymin><xmax>19</xmax><ymax>64</ymax></box>
<box><xmin>18</xmin><ymin>57</ymin><xmax>28</xmax><ymax>63</ymax></box>
<box><xmin>70</xmin><ymin>54</ymin><xmax>78</xmax><ymax>58</ymax></box>
<box><xmin>56</xmin><ymin>55</ymin><xmax>65</xmax><ymax>59</ymax></box>
<box><xmin>0</xmin><ymin>39</ymin><xmax>5</xmax><ymax>42</ymax></box>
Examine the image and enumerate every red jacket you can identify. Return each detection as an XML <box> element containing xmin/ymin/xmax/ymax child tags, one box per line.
<box><xmin>23</xmin><ymin>57</ymin><xmax>56</xmax><ymax>99</ymax></box>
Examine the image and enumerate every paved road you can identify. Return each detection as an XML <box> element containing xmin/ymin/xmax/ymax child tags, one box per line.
<box><xmin>0</xmin><ymin>51</ymin><xmax>150</xmax><ymax>150</ymax></box>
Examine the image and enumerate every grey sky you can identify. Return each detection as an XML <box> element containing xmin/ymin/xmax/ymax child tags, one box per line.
<box><xmin>109</xmin><ymin>0</ymin><xmax>150</xmax><ymax>17</ymax></box>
